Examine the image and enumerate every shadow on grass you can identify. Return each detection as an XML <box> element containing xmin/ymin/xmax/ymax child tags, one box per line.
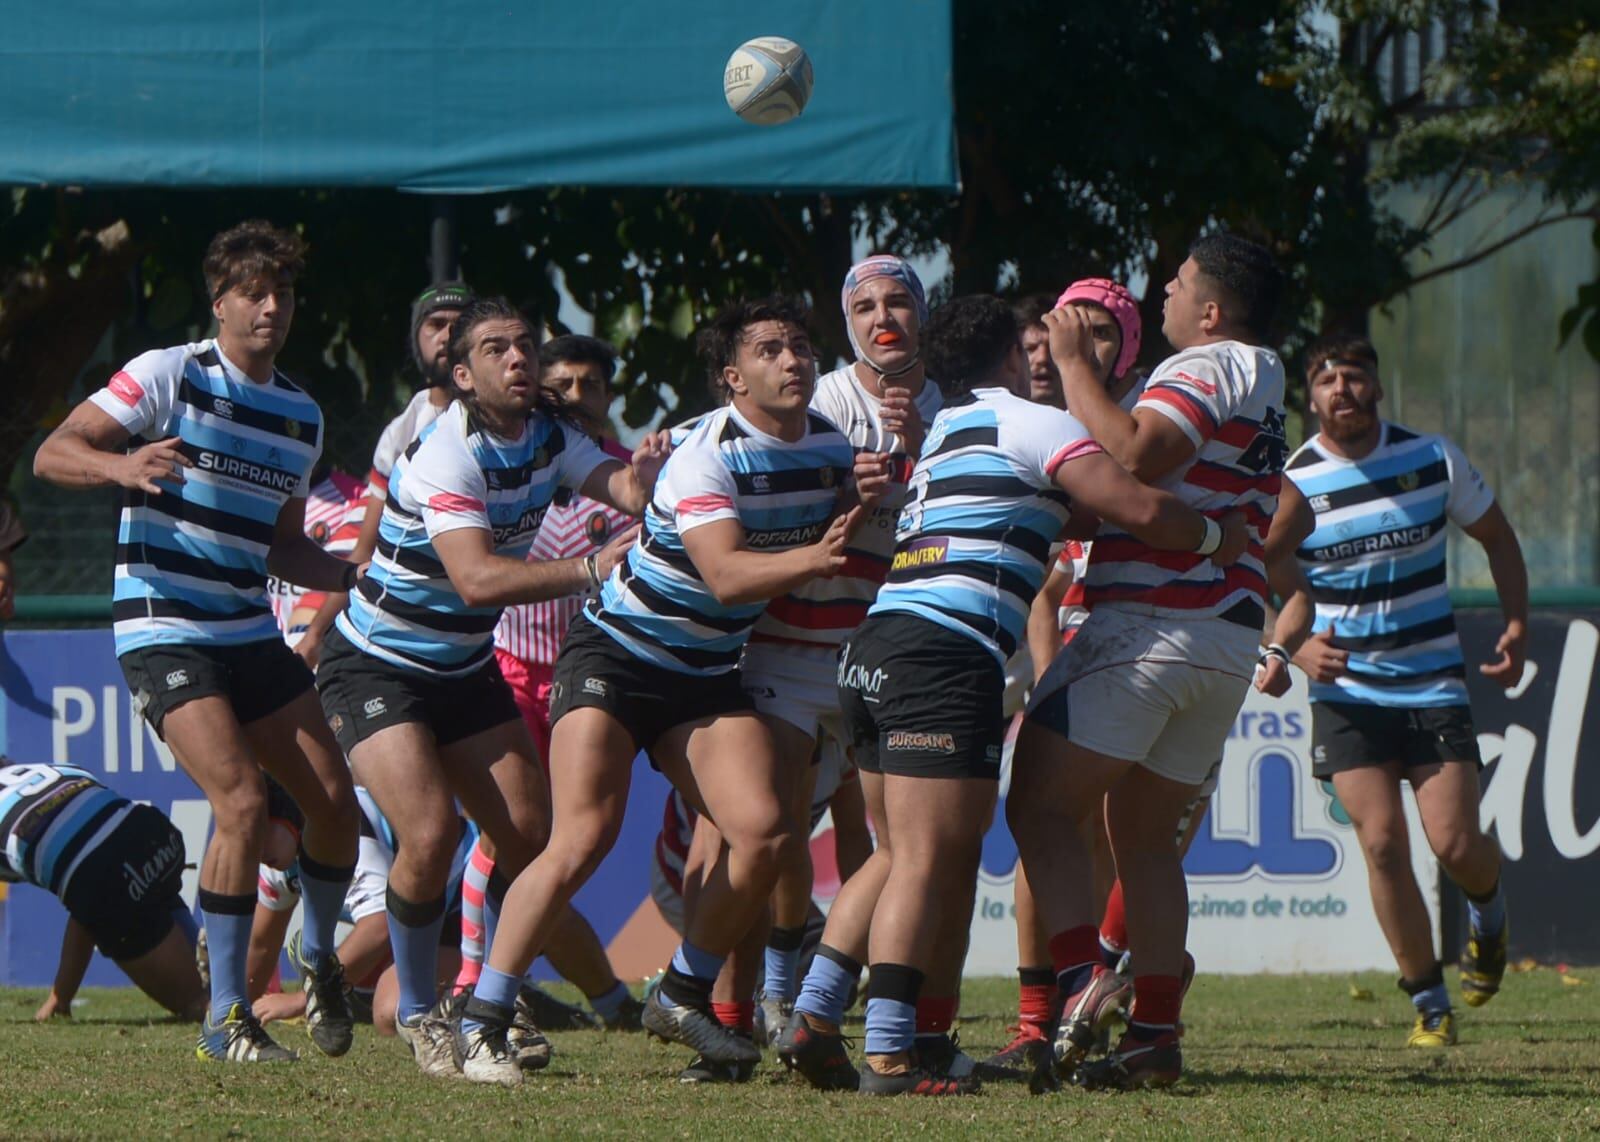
<box><xmin>1185</xmin><ymin>1066</ymin><xmax>1600</xmax><ymax>1096</ymax></box>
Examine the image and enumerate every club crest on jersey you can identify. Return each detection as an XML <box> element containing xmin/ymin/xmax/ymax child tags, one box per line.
<box><xmin>819</xmin><ymin>466</ymin><xmax>836</xmax><ymax>488</ymax></box>
<box><xmin>328</xmin><ymin>714</ymin><xmax>344</xmax><ymax>736</ymax></box>
<box><xmin>586</xmin><ymin>511</ymin><xmax>611</xmax><ymax>546</ymax></box>
<box><xmin>310</xmin><ymin>521</ymin><xmax>331</xmax><ymax>543</ymax></box>
<box><xmin>1397</xmin><ymin>471</ymin><xmax>1420</xmax><ymax>492</ymax></box>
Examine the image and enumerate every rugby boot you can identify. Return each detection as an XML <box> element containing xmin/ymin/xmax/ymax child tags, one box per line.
<box><xmin>776</xmin><ymin>1008</ymin><xmax>860</xmax><ymax>1091</ymax></box>
<box><xmin>1406</xmin><ymin>1010</ymin><xmax>1457</xmax><ymax>1048</ymax></box>
<box><xmin>1054</xmin><ymin>966</ymin><xmax>1133</xmax><ymax>1077</ymax></box>
<box><xmin>287</xmin><ymin>930</ymin><xmax>355</xmax><ymax>1057</ymax></box>
<box><xmin>397</xmin><ymin>998</ymin><xmax>462</xmax><ymax>1079</ymax></box>
<box><xmin>859</xmin><ymin>1051</ymin><xmax>981</xmax><ymax>1096</ymax></box>
<box><xmin>1459</xmin><ymin>915</ymin><xmax>1508</xmax><ymax>1008</ymax></box>
<box><xmin>196</xmin><ymin>1003</ymin><xmax>298</xmax><ymax>1064</ymax></box>
<box><xmin>642</xmin><ymin>988</ymin><xmax>762</xmax><ymax>1065</ymax></box>
<box><xmin>1073</xmin><ymin>1030</ymin><xmax>1182</xmax><ymax>1091</ymax></box>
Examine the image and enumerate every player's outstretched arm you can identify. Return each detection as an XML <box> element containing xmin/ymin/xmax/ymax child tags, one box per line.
<box><xmin>1463</xmin><ymin>503</ymin><xmax>1530</xmax><ymax>687</ymax></box>
<box><xmin>268</xmin><ymin>497</ymin><xmax>363</xmax><ymax>593</ymax></box>
<box><xmin>296</xmin><ymin>493</ymin><xmax>387</xmax><ymax>668</ymax></box>
<box><xmin>35</xmin><ymin>917</ymin><xmax>96</xmax><ymax>1021</ymax></box>
<box><xmin>580</xmin><ymin>431</ymin><xmax>673</xmax><ymax>517</ymax></box>
<box><xmin>34</xmin><ymin>402</ymin><xmax>191</xmax><ymax>493</ymax></box>
<box><xmin>432</xmin><ymin>523</ymin><xmax>637</xmax><ymax>609</ymax></box>
<box><xmin>680</xmin><ymin>510</ymin><xmax>861</xmax><ymax>607</ymax></box>
<box><xmin>1054</xmin><ymin>451</ymin><xmax>1246</xmax><ymax>566</ymax></box>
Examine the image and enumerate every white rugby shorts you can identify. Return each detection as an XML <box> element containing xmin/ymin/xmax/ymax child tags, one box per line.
<box><xmin>741</xmin><ymin>641</ymin><xmax>847</xmax><ymax>743</ymax></box>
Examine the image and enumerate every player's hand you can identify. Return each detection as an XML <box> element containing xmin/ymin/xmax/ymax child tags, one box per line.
<box><xmin>1211</xmin><ymin>511</ymin><xmax>1250</xmax><ymax>567</ymax></box>
<box><xmin>254</xmin><ymin>989</ymin><xmax>306</xmax><ymax>1025</ymax></box>
<box><xmin>292</xmin><ymin>625</ymin><xmax>324</xmax><ymax>671</ymax></box>
<box><xmin>812</xmin><ymin>507</ymin><xmax>863</xmax><ymax>578</ymax></box>
<box><xmin>34</xmin><ymin>990</ymin><xmax>71</xmax><ymax>1021</ymax></box>
<box><xmin>1254</xmin><ymin>655</ymin><xmax>1292</xmax><ymax>697</ymax></box>
<box><xmin>593</xmin><ymin>524</ymin><xmax>640</xmax><ymax>583</ymax></box>
<box><xmin>1292</xmin><ymin>627</ymin><xmax>1348</xmax><ymax>684</ymax></box>
<box><xmin>1042</xmin><ymin>305</ymin><xmax>1098</xmax><ymax>373</ymax></box>
<box><xmin>880</xmin><ymin>387</ymin><xmax>925</xmax><ymax>455</ymax></box>
<box><xmin>853</xmin><ymin>452</ymin><xmax>893</xmax><ymax>511</ymax></box>
<box><xmin>116</xmin><ymin>436</ymin><xmax>191</xmax><ymax>495</ymax></box>
<box><xmin>630</xmin><ymin>431</ymin><xmax>673</xmax><ymax>493</ymax></box>
<box><xmin>1480</xmin><ymin>619</ymin><xmax>1527</xmax><ymax>688</ymax></box>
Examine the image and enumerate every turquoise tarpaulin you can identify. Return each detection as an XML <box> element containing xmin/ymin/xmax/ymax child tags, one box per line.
<box><xmin>0</xmin><ymin>1</ymin><xmax>955</xmax><ymax>191</ymax></box>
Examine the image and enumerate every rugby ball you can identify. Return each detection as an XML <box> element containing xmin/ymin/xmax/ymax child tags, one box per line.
<box><xmin>723</xmin><ymin>37</ymin><xmax>813</xmax><ymax>126</ymax></box>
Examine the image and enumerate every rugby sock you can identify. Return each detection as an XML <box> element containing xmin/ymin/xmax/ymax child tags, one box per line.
<box><xmin>1099</xmin><ymin>880</ymin><xmax>1129</xmax><ymax>966</ymax></box>
<box><xmin>197</xmin><ymin>889</ymin><xmax>256</xmax><ymax>1023</ymax></box>
<box><xmin>463</xmin><ymin>966</ymin><xmax>521</xmax><ymax>1036</ymax></box>
<box><xmin>1465</xmin><ymin>878</ymin><xmax>1506</xmax><ymax>936</ymax></box>
<box><xmin>455</xmin><ymin>842</ymin><xmax>493</xmax><ymax>990</ymax></box>
<box><xmin>795</xmin><ymin>944</ymin><xmax>863</xmax><ymax>1029</ymax></box>
<box><xmin>864</xmin><ymin>963</ymin><xmax>924</xmax><ymax>1057</ymax></box>
<box><xmin>1127</xmin><ymin>973</ymin><xmax>1183</xmax><ymax>1042</ymax></box>
<box><xmin>296</xmin><ymin>849</ymin><xmax>355</xmax><ymax>970</ymax></box>
<box><xmin>386</xmin><ymin>887</ymin><xmax>446</xmax><ymax>1024</ymax></box>
<box><xmin>1049</xmin><ymin>924</ymin><xmax>1102</xmax><ymax>1000</ymax></box>
<box><xmin>764</xmin><ymin>924</ymin><xmax>806</xmax><ymax>1003</ymax></box>
<box><xmin>659</xmin><ymin>941</ymin><xmax>725</xmax><ymax>1011</ymax></box>
<box><xmin>712</xmin><ymin>999</ymin><xmax>755</xmax><ymax>1034</ymax></box>
<box><xmin>1400</xmin><ymin>964</ymin><xmax>1450</xmax><ymax>1016</ymax></box>
<box><xmin>483</xmin><ymin>865</ymin><xmax>513</xmax><ymax>962</ymax></box>
<box><xmin>587</xmin><ymin>981</ymin><xmax>631</xmax><ymax>1023</ymax></box>
<box><xmin>915</xmin><ymin>994</ymin><xmax>957</xmax><ymax>1036</ymax></box>
<box><xmin>1017</xmin><ymin>966</ymin><xmax>1057</xmax><ymax>1034</ymax></box>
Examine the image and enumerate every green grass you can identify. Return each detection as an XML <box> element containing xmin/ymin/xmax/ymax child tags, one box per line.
<box><xmin>6</xmin><ymin>969</ymin><xmax>1600</xmax><ymax>1138</ymax></box>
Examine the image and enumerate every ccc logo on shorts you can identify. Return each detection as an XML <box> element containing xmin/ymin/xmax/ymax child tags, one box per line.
<box><xmin>363</xmin><ymin>697</ymin><xmax>387</xmax><ymax>718</ymax></box>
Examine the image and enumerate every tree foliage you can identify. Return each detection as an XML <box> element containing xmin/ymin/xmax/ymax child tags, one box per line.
<box><xmin>2</xmin><ymin>0</ymin><xmax>1594</xmax><ymax>492</ymax></box>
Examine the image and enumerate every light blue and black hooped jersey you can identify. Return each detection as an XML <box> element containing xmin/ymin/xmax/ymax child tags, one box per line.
<box><xmin>1289</xmin><ymin>421</ymin><xmax>1496</xmax><ymax>708</ymax></box>
<box><xmin>869</xmin><ymin>388</ymin><xmax>1101</xmax><ymax>664</ymax></box>
<box><xmin>87</xmin><ymin>341</ymin><xmax>323</xmax><ymax>655</ymax></box>
<box><xmin>337</xmin><ymin>400</ymin><xmax>613</xmax><ymax>676</ymax></box>
<box><xmin>587</xmin><ymin>404</ymin><xmax>853</xmax><ymax>675</ymax></box>
<box><xmin>0</xmin><ymin>762</ymin><xmax>138</xmax><ymax>897</ymax></box>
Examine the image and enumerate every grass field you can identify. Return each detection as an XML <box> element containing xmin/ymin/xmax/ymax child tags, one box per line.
<box><xmin>6</xmin><ymin>968</ymin><xmax>1600</xmax><ymax>1138</ymax></box>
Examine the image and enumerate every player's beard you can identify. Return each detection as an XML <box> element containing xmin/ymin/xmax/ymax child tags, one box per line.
<box><xmin>1320</xmin><ymin>394</ymin><xmax>1380</xmax><ymax>444</ymax></box>
<box><xmin>420</xmin><ymin>352</ymin><xmax>453</xmax><ymax>390</ymax></box>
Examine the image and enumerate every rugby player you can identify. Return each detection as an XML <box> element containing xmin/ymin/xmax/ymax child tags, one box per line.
<box><xmin>465</xmin><ymin>296</ymin><xmax>868</xmax><ymax>1085</ymax></box>
<box><xmin>1009</xmin><ymin>232</ymin><xmax>1287</xmax><ymax>1091</ymax></box>
<box><xmin>742</xmin><ymin>256</ymin><xmax>940</xmax><ymax>1040</ymax></box>
<box><xmin>1014</xmin><ymin>293</ymin><xmax>1066</xmax><ymax>408</ymax></box>
<box><xmin>294</xmin><ymin>281</ymin><xmax>477</xmax><ymax>668</ymax></box>
<box><xmin>315</xmin><ymin>297</ymin><xmax>662</xmax><ymax>1083</ymax></box>
<box><xmin>35</xmin><ymin>220</ymin><xmax>362</xmax><ymax>1064</ymax></box>
<box><xmin>784</xmin><ymin>293</ymin><xmax>1245</xmax><ymax>1096</ymax></box>
<box><xmin>1289</xmin><ymin>333</ymin><xmax>1524</xmax><ymax>1047</ymax></box>
<box><xmin>10</xmin><ymin>762</ymin><xmax>206</xmax><ymax>1023</ymax></box>
<box><xmin>487</xmin><ymin>333</ymin><xmax>644</xmax><ymax>1033</ymax></box>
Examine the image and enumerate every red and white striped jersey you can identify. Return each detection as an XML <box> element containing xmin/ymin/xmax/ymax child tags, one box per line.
<box><xmin>1083</xmin><ymin>340</ymin><xmax>1285</xmax><ymax>617</ymax></box>
<box><xmin>268</xmin><ymin>469</ymin><xmax>366</xmax><ymax>637</ymax></box>
<box><xmin>340</xmin><ymin>389</ymin><xmax>452</xmax><ymax>542</ymax></box>
<box><xmin>493</xmin><ymin>436</ymin><xmax>634</xmax><ymax>666</ymax></box>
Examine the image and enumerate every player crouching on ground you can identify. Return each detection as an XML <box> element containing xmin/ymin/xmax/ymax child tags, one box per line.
<box><xmin>8</xmin><ymin>761</ymin><xmax>207</xmax><ymax>1024</ymax></box>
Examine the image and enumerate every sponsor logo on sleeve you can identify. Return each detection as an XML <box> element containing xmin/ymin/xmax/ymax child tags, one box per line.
<box><xmin>108</xmin><ymin>371</ymin><xmax>146</xmax><ymax>408</ymax></box>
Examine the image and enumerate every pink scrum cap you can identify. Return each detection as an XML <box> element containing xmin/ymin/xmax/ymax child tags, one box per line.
<box><xmin>1056</xmin><ymin>278</ymin><xmax>1142</xmax><ymax>379</ymax></box>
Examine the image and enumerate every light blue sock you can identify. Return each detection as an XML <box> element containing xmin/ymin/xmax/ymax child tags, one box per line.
<box><xmin>198</xmin><ymin>890</ymin><xmax>255</xmax><ymax>1024</ymax></box>
<box><xmin>764</xmin><ymin>943</ymin><xmax>802</xmax><ymax>1003</ymax></box>
<box><xmin>1467</xmin><ymin>880</ymin><xmax>1506</xmax><ymax>937</ymax></box>
<box><xmin>464</xmin><ymin>966</ymin><xmax>523</xmax><ymax>1034</ymax></box>
<box><xmin>795</xmin><ymin>948</ymin><xmax>861</xmax><ymax>1027</ymax></box>
<box><xmin>864</xmin><ymin>996</ymin><xmax>917</xmax><ymax>1055</ymax></box>
<box><xmin>588</xmin><ymin>981</ymin><xmax>630</xmax><ymax>1022</ymax></box>
<box><xmin>1410</xmin><ymin>980</ymin><xmax>1451</xmax><ymax>1016</ymax></box>
<box><xmin>660</xmin><ymin>941</ymin><xmax>725</xmax><ymax>1009</ymax></box>
<box><xmin>387</xmin><ymin>891</ymin><xmax>446</xmax><ymax>1025</ymax></box>
<box><xmin>296</xmin><ymin>851</ymin><xmax>354</xmax><ymax>969</ymax></box>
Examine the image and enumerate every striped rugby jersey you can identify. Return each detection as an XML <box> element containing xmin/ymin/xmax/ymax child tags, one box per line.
<box><xmin>1</xmin><ymin>762</ymin><xmax>138</xmax><ymax>897</ymax></box>
<box><xmin>268</xmin><ymin>469</ymin><xmax>366</xmax><ymax>638</ymax></box>
<box><xmin>752</xmin><ymin>366</ymin><xmax>943</xmax><ymax>648</ymax></box>
<box><xmin>870</xmin><ymin>389</ymin><xmax>1103</xmax><ymax>663</ymax></box>
<box><xmin>336</xmin><ymin>400</ymin><xmax>613</xmax><ymax>675</ymax></box>
<box><xmin>88</xmin><ymin>341</ymin><xmax>323</xmax><ymax>655</ymax></box>
<box><xmin>1083</xmin><ymin>340</ymin><xmax>1285</xmax><ymax>618</ymax></box>
<box><xmin>494</xmin><ymin>437</ymin><xmax>635</xmax><ymax>666</ymax></box>
<box><xmin>1289</xmin><ymin>422</ymin><xmax>1495</xmax><ymax>708</ymax></box>
<box><xmin>587</xmin><ymin>404</ymin><xmax>852</xmax><ymax>675</ymax></box>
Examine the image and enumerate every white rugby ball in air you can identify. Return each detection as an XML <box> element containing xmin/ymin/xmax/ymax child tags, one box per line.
<box><xmin>723</xmin><ymin>36</ymin><xmax>813</xmax><ymax>126</ymax></box>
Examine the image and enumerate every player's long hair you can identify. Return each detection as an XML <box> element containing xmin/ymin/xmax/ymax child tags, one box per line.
<box><xmin>445</xmin><ymin>297</ymin><xmax>595</xmax><ymax>434</ymax></box>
